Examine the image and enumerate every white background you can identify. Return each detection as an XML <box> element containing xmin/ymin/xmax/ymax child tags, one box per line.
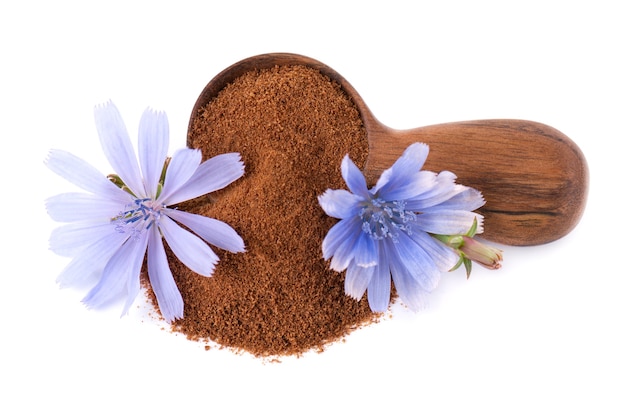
<box><xmin>1</xmin><ymin>1</ymin><xmax>623</xmax><ymax>403</ymax></box>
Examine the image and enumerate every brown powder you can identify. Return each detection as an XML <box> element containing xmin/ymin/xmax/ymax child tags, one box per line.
<box><xmin>155</xmin><ymin>65</ymin><xmax>377</xmax><ymax>357</ymax></box>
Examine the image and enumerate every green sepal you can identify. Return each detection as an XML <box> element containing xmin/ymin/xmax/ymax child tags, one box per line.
<box><xmin>463</xmin><ymin>257</ymin><xmax>473</xmax><ymax>279</ymax></box>
<box><xmin>433</xmin><ymin>234</ymin><xmax>464</xmax><ymax>249</ymax></box>
<box><xmin>448</xmin><ymin>257</ymin><xmax>464</xmax><ymax>272</ymax></box>
<box><xmin>107</xmin><ymin>174</ymin><xmax>136</xmax><ymax>197</ymax></box>
<box><xmin>467</xmin><ymin>217</ymin><xmax>479</xmax><ymax>238</ymax></box>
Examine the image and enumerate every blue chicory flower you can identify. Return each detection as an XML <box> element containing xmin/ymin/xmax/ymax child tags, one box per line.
<box><xmin>318</xmin><ymin>142</ymin><xmax>485</xmax><ymax>312</ymax></box>
<box><xmin>46</xmin><ymin>101</ymin><xmax>245</xmax><ymax>322</ymax></box>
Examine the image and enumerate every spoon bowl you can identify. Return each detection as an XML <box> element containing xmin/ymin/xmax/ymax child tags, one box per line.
<box><xmin>188</xmin><ymin>53</ymin><xmax>588</xmax><ymax>246</ymax></box>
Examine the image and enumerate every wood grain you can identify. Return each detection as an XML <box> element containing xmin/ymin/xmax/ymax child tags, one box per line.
<box><xmin>189</xmin><ymin>53</ymin><xmax>589</xmax><ymax>246</ymax></box>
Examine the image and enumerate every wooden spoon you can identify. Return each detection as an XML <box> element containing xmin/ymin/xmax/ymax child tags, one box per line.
<box><xmin>188</xmin><ymin>53</ymin><xmax>588</xmax><ymax>246</ymax></box>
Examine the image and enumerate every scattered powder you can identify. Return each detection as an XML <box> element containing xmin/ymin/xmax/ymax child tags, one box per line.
<box><xmin>149</xmin><ymin>65</ymin><xmax>378</xmax><ymax>357</ymax></box>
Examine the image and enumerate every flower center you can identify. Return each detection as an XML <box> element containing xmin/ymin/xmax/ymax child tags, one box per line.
<box><xmin>359</xmin><ymin>198</ymin><xmax>417</xmax><ymax>242</ymax></box>
<box><xmin>112</xmin><ymin>198</ymin><xmax>163</xmax><ymax>239</ymax></box>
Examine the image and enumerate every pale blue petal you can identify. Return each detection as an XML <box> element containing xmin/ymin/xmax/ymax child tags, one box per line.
<box><xmin>341</xmin><ymin>155</ymin><xmax>369</xmax><ymax>197</ymax></box>
<box><xmin>162</xmin><ymin>152</ymin><xmax>244</xmax><ymax>205</ymax></box>
<box><xmin>325</xmin><ymin>218</ymin><xmax>362</xmax><ymax>271</ymax></box>
<box><xmin>344</xmin><ymin>260</ymin><xmax>375</xmax><ymax>301</ymax></box>
<box><xmin>402</xmin><ymin>142</ymin><xmax>430</xmax><ymax>168</ymax></box>
<box><xmin>379</xmin><ymin>170</ymin><xmax>437</xmax><ymax>202</ymax></box>
<box><xmin>388</xmin><ymin>257</ymin><xmax>426</xmax><ymax>311</ymax></box>
<box><xmin>321</xmin><ymin>216</ymin><xmax>361</xmax><ymax>261</ymax></box>
<box><xmin>372</xmin><ymin>143</ymin><xmax>429</xmax><ymax>195</ymax></box>
<box><xmin>391</xmin><ymin>231</ymin><xmax>441</xmax><ymax>292</ymax></box>
<box><xmin>404</xmin><ymin>171</ymin><xmax>464</xmax><ymax>210</ymax></box>
<box><xmin>158</xmin><ymin>148</ymin><xmax>201</xmax><ymax>203</ymax></box>
<box><xmin>159</xmin><ymin>215</ymin><xmax>218</xmax><ymax>277</ymax></box>
<box><xmin>82</xmin><ymin>232</ymin><xmax>148</xmax><ymax>309</ymax></box>
<box><xmin>318</xmin><ymin>189</ymin><xmax>362</xmax><ymax>219</ymax></box>
<box><xmin>409</xmin><ymin>231</ymin><xmax>459</xmax><ymax>271</ymax></box>
<box><xmin>94</xmin><ymin>101</ymin><xmax>145</xmax><ymax>197</ymax></box>
<box><xmin>424</xmin><ymin>187</ymin><xmax>485</xmax><ymax>212</ymax></box>
<box><xmin>121</xmin><ymin>241</ymin><xmax>146</xmax><ymax>317</ymax></box>
<box><xmin>50</xmin><ymin>221</ymin><xmax>116</xmax><ymax>257</ymax></box>
<box><xmin>165</xmin><ymin>209</ymin><xmax>245</xmax><ymax>253</ymax></box>
<box><xmin>46</xmin><ymin>192</ymin><xmax>127</xmax><ymax>222</ymax></box>
<box><xmin>56</xmin><ymin>230</ymin><xmax>129</xmax><ymax>287</ymax></box>
<box><xmin>353</xmin><ymin>231</ymin><xmax>377</xmax><ymax>268</ymax></box>
<box><xmin>414</xmin><ymin>210</ymin><xmax>482</xmax><ymax>235</ymax></box>
<box><xmin>367</xmin><ymin>254</ymin><xmax>391</xmax><ymax>312</ymax></box>
<box><xmin>147</xmin><ymin>226</ymin><xmax>183</xmax><ymax>322</ymax></box>
<box><xmin>138</xmin><ymin>108</ymin><xmax>169</xmax><ymax>198</ymax></box>
<box><xmin>45</xmin><ymin>149</ymin><xmax>130</xmax><ymax>202</ymax></box>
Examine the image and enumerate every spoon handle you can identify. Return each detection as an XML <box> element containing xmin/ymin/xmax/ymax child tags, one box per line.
<box><xmin>366</xmin><ymin>119</ymin><xmax>588</xmax><ymax>246</ymax></box>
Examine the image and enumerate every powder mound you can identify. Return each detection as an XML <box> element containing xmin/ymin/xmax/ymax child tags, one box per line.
<box><xmin>159</xmin><ymin>65</ymin><xmax>375</xmax><ymax>357</ymax></box>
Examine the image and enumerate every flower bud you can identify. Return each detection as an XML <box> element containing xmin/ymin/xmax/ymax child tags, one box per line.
<box><xmin>458</xmin><ymin>236</ymin><xmax>503</xmax><ymax>270</ymax></box>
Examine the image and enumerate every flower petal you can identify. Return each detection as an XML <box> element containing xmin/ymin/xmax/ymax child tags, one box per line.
<box><xmin>423</xmin><ymin>186</ymin><xmax>485</xmax><ymax>212</ymax></box>
<box><xmin>353</xmin><ymin>231</ymin><xmax>377</xmax><ymax>268</ymax></box>
<box><xmin>379</xmin><ymin>170</ymin><xmax>437</xmax><ymax>202</ymax></box>
<box><xmin>414</xmin><ymin>210</ymin><xmax>482</xmax><ymax>235</ymax></box>
<box><xmin>158</xmin><ymin>148</ymin><xmax>202</xmax><ymax>203</ymax></box>
<box><xmin>345</xmin><ymin>260</ymin><xmax>375</xmax><ymax>301</ymax></box>
<box><xmin>121</xmin><ymin>248</ymin><xmax>145</xmax><ymax>318</ymax></box>
<box><xmin>165</xmin><ymin>209</ymin><xmax>245</xmax><ymax>253</ymax></box>
<box><xmin>372</xmin><ymin>143</ymin><xmax>429</xmax><ymax>195</ymax></box>
<box><xmin>367</xmin><ymin>254</ymin><xmax>391</xmax><ymax>313</ymax></box>
<box><xmin>318</xmin><ymin>189</ymin><xmax>362</xmax><ymax>219</ymax></box>
<box><xmin>391</xmin><ymin>231</ymin><xmax>443</xmax><ymax>292</ymax></box>
<box><xmin>404</xmin><ymin>171</ymin><xmax>467</xmax><ymax>211</ymax></box>
<box><xmin>138</xmin><ymin>108</ymin><xmax>169</xmax><ymax>198</ymax></box>
<box><xmin>82</xmin><ymin>232</ymin><xmax>148</xmax><ymax>309</ymax></box>
<box><xmin>147</xmin><ymin>226</ymin><xmax>183</xmax><ymax>322</ymax></box>
<box><xmin>322</xmin><ymin>217</ymin><xmax>361</xmax><ymax>260</ymax></box>
<box><xmin>45</xmin><ymin>149</ymin><xmax>130</xmax><ymax>202</ymax></box>
<box><xmin>94</xmin><ymin>101</ymin><xmax>145</xmax><ymax>197</ymax></box>
<box><xmin>46</xmin><ymin>192</ymin><xmax>126</xmax><ymax>222</ymax></box>
<box><xmin>322</xmin><ymin>217</ymin><xmax>362</xmax><ymax>270</ymax></box>
<box><xmin>341</xmin><ymin>155</ymin><xmax>369</xmax><ymax>197</ymax></box>
<box><xmin>50</xmin><ymin>221</ymin><xmax>116</xmax><ymax>257</ymax></box>
<box><xmin>158</xmin><ymin>215</ymin><xmax>218</xmax><ymax>277</ymax></box>
<box><xmin>56</xmin><ymin>230</ymin><xmax>129</xmax><ymax>288</ymax></box>
<box><xmin>409</xmin><ymin>231</ymin><xmax>459</xmax><ymax>271</ymax></box>
<box><xmin>162</xmin><ymin>152</ymin><xmax>244</xmax><ymax>205</ymax></box>
<box><xmin>388</xmin><ymin>256</ymin><xmax>426</xmax><ymax>311</ymax></box>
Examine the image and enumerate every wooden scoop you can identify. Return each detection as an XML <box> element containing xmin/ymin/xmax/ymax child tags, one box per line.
<box><xmin>188</xmin><ymin>53</ymin><xmax>588</xmax><ymax>246</ymax></box>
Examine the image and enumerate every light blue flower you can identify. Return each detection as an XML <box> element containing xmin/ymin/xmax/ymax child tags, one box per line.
<box><xmin>318</xmin><ymin>143</ymin><xmax>485</xmax><ymax>312</ymax></box>
<box><xmin>46</xmin><ymin>101</ymin><xmax>245</xmax><ymax>322</ymax></box>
